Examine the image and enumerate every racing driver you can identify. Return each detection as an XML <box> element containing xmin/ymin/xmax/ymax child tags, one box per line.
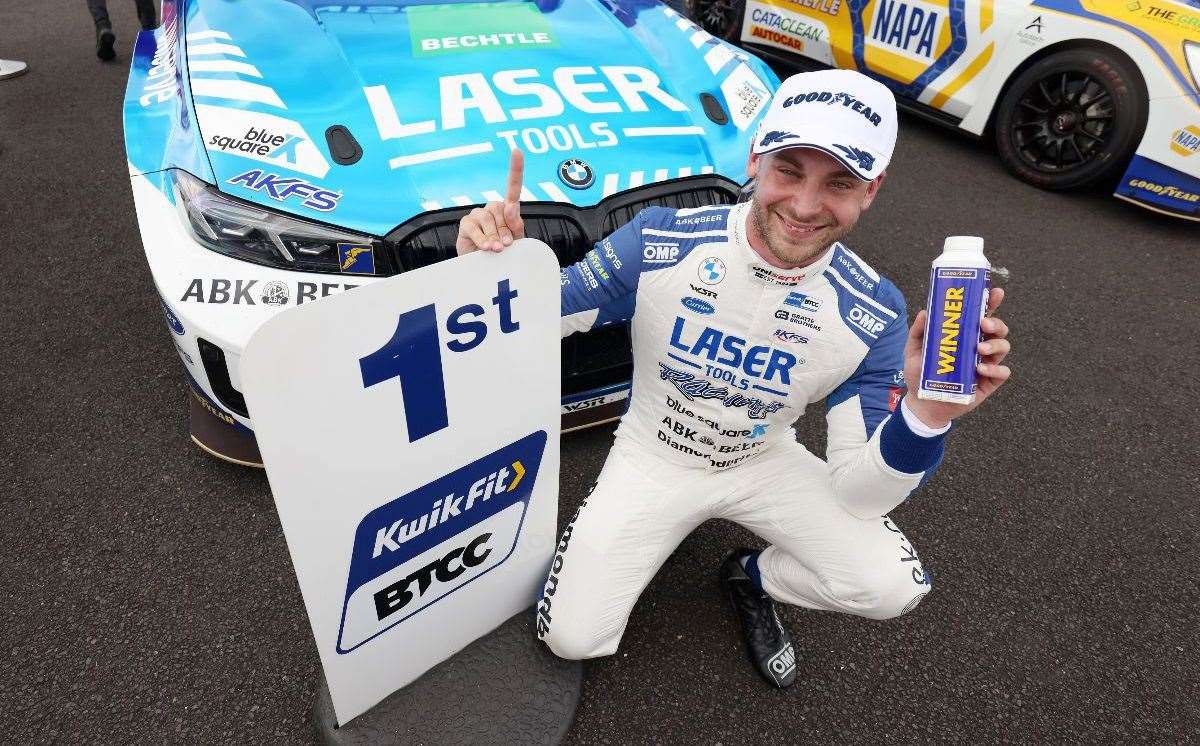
<box><xmin>455</xmin><ymin>69</ymin><xmax>1013</xmax><ymax>687</ymax></box>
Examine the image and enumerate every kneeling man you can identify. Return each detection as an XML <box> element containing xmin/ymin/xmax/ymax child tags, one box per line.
<box><xmin>456</xmin><ymin>69</ymin><xmax>1012</xmax><ymax>687</ymax></box>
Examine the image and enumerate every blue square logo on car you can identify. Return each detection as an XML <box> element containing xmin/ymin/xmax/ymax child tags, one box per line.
<box><xmin>338</xmin><ymin>243</ymin><xmax>376</xmax><ymax>275</ymax></box>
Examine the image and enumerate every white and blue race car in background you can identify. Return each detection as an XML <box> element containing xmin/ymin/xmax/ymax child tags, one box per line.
<box><xmin>124</xmin><ymin>0</ymin><xmax>778</xmax><ymax>465</ymax></box>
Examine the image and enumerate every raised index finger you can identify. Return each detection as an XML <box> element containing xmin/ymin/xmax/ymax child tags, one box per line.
<box><xmin>505</xmin><ymin>148</ymin><xmax>525</xmax><ymax>205</ymax></box>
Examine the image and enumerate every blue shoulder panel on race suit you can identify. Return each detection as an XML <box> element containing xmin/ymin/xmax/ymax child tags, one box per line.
<box><xmin>825</xmin><ymin>259</ymin><xmax>945</xmax><ymax>477</ymax></box>
<box><xmin>560</xmin><ymin>205</ymin><xmax>732</xmax><ymax>335</ymax></box>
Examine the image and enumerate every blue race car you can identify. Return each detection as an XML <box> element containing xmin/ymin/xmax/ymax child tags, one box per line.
<box><xmin>125</xmin><ymin>0</ymin><xmax>779</xmax><ymax>466</ymax></box>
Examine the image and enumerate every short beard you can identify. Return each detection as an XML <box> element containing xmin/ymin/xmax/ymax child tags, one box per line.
<box><xmin>750</xmin><ymin>198</ymin><xmax>848</xmax><ymax>268</ymax></box>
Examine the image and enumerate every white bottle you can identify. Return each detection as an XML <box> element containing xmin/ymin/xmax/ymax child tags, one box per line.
<box><xmin>918</xmin><ymin>237</ymin><xmax>991</xmax><ymax>404</ymax></box>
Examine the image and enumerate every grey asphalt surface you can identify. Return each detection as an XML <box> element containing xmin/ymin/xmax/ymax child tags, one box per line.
<box><xmin>2</xmin><ymin>1</ymin><xmax>1198</xmax><ymax>743</ymax></box>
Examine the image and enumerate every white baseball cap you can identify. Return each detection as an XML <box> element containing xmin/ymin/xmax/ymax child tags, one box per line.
<box><xmin>752</xmin><ymin>69</ymin><xmax>898</xmax><ymax>181</ymax></box>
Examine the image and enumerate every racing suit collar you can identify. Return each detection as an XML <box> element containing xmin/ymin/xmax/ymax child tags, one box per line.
<box><xmin>731</xmin><ymin>202</ymin><xmax>836</xmax><ymax>290</ymax></box>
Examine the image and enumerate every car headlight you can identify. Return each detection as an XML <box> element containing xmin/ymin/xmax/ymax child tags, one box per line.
<box><xmin>1186</xmin><ymin>41</ymin><xmax>1200</xmax><ymax>94</ymax></box>
<box><xmin>172</xmin><ymin>169</ymin><xmax>378</xmax><ymax>274</ymax></box>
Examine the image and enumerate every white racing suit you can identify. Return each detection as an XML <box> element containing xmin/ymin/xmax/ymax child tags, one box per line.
<box><xmin>536</xmin><ymin>202</ymin><xmax>948</xmax><ymax>660</ymax></box>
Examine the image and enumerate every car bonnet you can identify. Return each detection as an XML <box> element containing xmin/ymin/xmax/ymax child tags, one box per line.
<box><xmin>180</xmin><ymin>0</ymin><xmax>777</xmax><ymax>236</ymax></box>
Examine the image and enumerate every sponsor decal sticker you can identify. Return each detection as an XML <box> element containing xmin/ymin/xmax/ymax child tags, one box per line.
<box><xmin>774</xmin><ymin>309</ymin><xmax>821</xmax><ymax>331</ymax></box>
<box><xmin>226</xmin><ymin>170</ymin><xmax>341</xmax><ymax>212</ymax></box>
<box><xmin>658</xmin><ymin>363</ymin><xmax>787</xmax><ymax>419</ymax></box>
<box><xmin>644</xmin><ymin>243</ymin><xmax>681</xmax><ymax>265</ymax></box>
<box><xmin>1170</xmin><ymin>125</ymin><xmax>1200</xmax><ymax>157</ymax></box>
<box><xmin>780</xmin><ymin>90</ymin><xmax>883</xmax><ymax>127</ymax></box>
<box><xmin>675</xmin><ymin>213</ymin><xmax>725</xmax><ymax>226</ymax></box>
<box><xmin>198</xmin><ymin>105</ymin><xmax>331</xmax><ymax>178</ymax></box>
<box><xmin>138</xmin><ymin>17</ymin><xmax>179</xmax><ymax>107</ymax></box>
<box><xmin>1139</xmin><ymin>4</ymin><xmax>1200</xmax><ymax>32</ymax></box>
<box><xmin>867</xmin><ymin>0</ymin><xmax>947</xmax><ymax>63</ymax></box>
<box><xmin>767</xmin><ymin>644</ymin><xmax>797</xmax><ymax>683</ymax></box>
<box><xmin>1017</xmin><ymin>15</ymin><xmax>1045</xmax><ymax>45</ymax></box>
<box><xmin>774</xmin><ymin>0</ymin><xmax>841</xmax><ymax>17</ymax></box>
<box><xmin>669</xmin><ymin>316</ymin><xmax>799</xmax><ymax>384</ymax></box>
<box><xmin>784</xmin><ymin>291</ymin><xmax>821</xmax><ymax>311</ymax></box>
<box><xmin>752</xmin><ymin>266</ymin><xmax>806</xmax><ymax>286</ymax></box>
<box><xmin>681</xmin><ymin>297</ymin><xmax>716</xmax><ymax>315</ymax></box>
<box><xmin>698</xmin><ymin>256</ymin><xmax>727</xmax><ymax>285</ymax></box>
<box><xmin>721</xmin><ymin>64</ymin><xmax>772</xmax><ymax>130</ymax></box>
<box><xmin>689</xmin><ymin>283</ymin><xmax>718</xmax><ymax>298</ymax></box>
<box><xmin>180</xmin><ymin>278</ymin><xmax>358</xmax><ymax>306</ymax></box>
<box><xmin>174</xmin><ymin>342</ymin><xmax>195</xmax><ymax>367</ymax></box>
<box><xmin>746</xmin><ymin>5</ymin><xmax>831</xmax><ymax>62</ymax></box>
<box><xmin>846</xmin><ymin>303</ymin><xmax>887</xmax><ymax>338</ymax></box>
<box><xmin>1125</xmin><ymin>178</ymin><xmax>1200</xmax><ymax>203</ymax></box>
<box><xmin>558</xmin><ymin>158</ymin><xmax>594</xmax><ymax>189</ymax></box>
<box><xmin>562</xmin><ymin>388</ymin><xmax>630</xmax><ymax>413</ymax></box>
<box><xmin>161</xmin><ymin>299</ymin><xmax>185</xmax><ymax>335</ymax></box>
<box><xmin>835</xmin><ymin>253</ymin><xmax>876</xmax><ymax>290</ymax></box>
<box><xmin>773</xmin><ymin>329</ymin><xmax>808</xmax><ymax>345</ymax></box>
<box><xmin>337</xmin><ymin>431</ymin><xmax>546</xmax><ymax>652</ymax></box>
<box><xmin>261</xmin><ymin>281</ymin><xmax>290</xmax><ymax>306</ymax></box>
<box><xmin>364</xmin><ymin>64</ymin><xmax>688</xmax><ymax>169</ymax></box>
<box><xmin>407</xmin><ymin>2</ymin><xmax>556</xmax><ymax>56</ymax></box>
<box><xmin>338</xmin><ymin>243</ymin><xmax>376</xmax><ymax>275</ymax></box>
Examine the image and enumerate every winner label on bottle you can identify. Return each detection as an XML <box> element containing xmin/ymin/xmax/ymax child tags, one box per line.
<box><xmin>918</xmin><ymin>237</ymin><xmax>990</xmax><ymax>404</ymax></box>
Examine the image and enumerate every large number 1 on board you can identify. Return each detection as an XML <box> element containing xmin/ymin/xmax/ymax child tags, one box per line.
<box><xmin>359</xmin><ymin>304</ymin><xmax>449</xmax><ymax>442</ymax></box>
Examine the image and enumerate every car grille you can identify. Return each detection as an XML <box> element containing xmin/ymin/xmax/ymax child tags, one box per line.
<box><xmin>382</xmin><ymin>175</ymin><xmax>744</xmax><ymax>398</ymax></box>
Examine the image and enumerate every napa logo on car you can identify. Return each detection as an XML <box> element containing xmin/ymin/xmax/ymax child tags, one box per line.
<box><xmin>336</xmin><ymin>431</ymin><xmax>547</xmax><ymax>653</ymax></box>
<box><xmin>866</xmin><ymin>0</ymin><xmax>949</xmax><ymax>64</ymax></box>
<box><xmin>1170</xmin><ymin>125</ymin><xmax>1200</xmax><ymax>157</ymax></box>
<box><xmin>408</xmin><ymin>1</ymin><xmax>557</xmax><ymax>56</ymax></box>
<box><xmin>681</xmin><ymin>296</ymin><xmax>716</xmax><ymax>315</ymax></box>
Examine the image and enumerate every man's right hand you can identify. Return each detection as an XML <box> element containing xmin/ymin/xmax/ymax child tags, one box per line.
<box><xmin>455</xmin><ymin>149</ymin><xmax>526</xmax><ymax>255</ymax></box>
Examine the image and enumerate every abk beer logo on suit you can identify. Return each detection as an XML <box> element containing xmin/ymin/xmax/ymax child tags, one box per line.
<box><xmin>336</xmin><ymin>431</ymin><xmax>547</xmax><ymax>653</ymax></box>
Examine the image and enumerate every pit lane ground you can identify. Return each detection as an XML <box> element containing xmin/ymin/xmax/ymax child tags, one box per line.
<box><xmin>2</xmin><ymin>1</ymin><xmax>1198</xmax><ymax>742</ymax></box>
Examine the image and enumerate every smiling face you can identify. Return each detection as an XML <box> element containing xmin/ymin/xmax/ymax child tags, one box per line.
<box><xmin>745</xmin><ymin>147</ymin><xmax>884</xmax><ymax>268</ymax></box>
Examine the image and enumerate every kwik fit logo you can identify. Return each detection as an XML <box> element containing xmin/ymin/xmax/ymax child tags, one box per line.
<box><xmin>336</xmin><ymin>431</ymin><xmax>546</xmax><ymax>653</ymax></box>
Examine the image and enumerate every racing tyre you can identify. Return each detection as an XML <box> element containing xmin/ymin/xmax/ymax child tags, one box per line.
<box><xmin>684</xmin><ymin>0</ymin><xmax>745</xmax><ymax>41</ymax></box>
<box><xmin>994</xmin><ymin>48</ymin><xmax>1147</xmax><ymax>191</ymax></box>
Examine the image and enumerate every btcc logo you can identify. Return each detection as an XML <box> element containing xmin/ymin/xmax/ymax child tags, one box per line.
<box><xmin>337</xmin><ymin>431</ymin><xmax>546</xmax><ymax>653</ymax></box>
<box><xmin>373</xmin><ymin>533</ymin><xmax>493</xmax><ymax>621</ymax></box>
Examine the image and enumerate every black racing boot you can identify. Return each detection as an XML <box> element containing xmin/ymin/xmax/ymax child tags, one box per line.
<box><xmin>719</xmin><ymin>548</ymin><xmax>797</xmax><ymax>688</ymax></box>
<box><xmin>137</xmin><ymin>0</ymin><xmax>157</xmax><ymax>30</ymax></box>
<box><xmin>96</xmin><ymin>21</ymin><xmax>116</xmax><ymax>61</ymax></box>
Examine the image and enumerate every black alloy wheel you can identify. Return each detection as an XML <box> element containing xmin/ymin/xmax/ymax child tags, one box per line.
<box><xmin>994</xmin><ymin>48</ymin><xmax>1147</xmax><ymax>191</ymax></box>
<box><xmin>684</xmin><ymin>0</ymin><xmax>745</xmax><ymax>41</ymax></box>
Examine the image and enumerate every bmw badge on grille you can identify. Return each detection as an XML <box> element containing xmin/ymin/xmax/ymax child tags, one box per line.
<box><xmin>558</xmin><ymin>159</ymin><xmax>594</xmax><ymax>190</ymax></box>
